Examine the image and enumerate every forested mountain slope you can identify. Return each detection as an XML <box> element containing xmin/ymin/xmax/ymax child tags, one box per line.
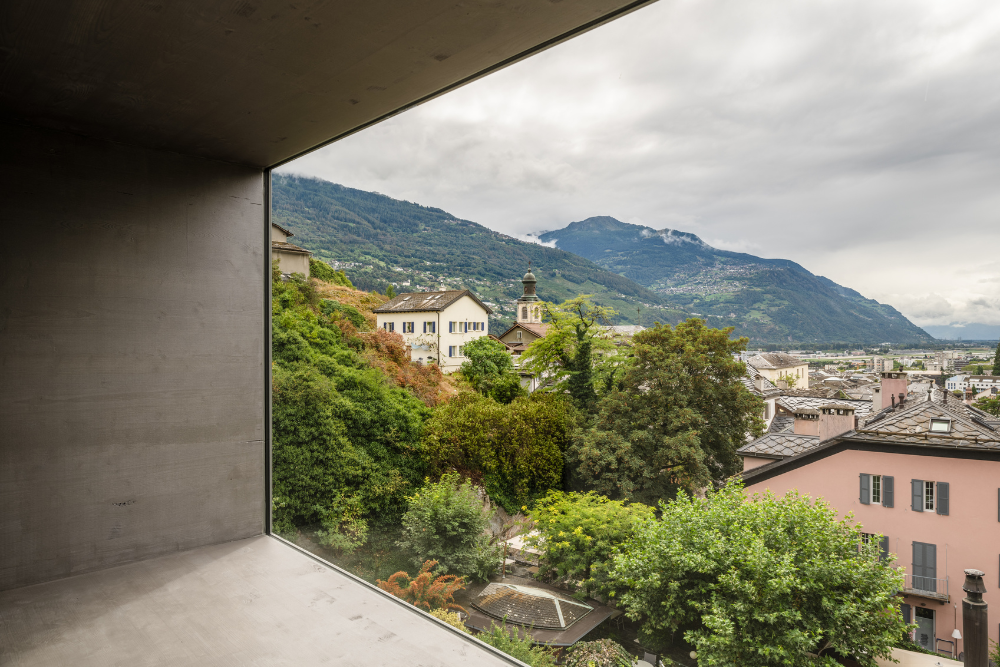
<box><xmin>272</xmin><ymin>175</ymin><xmax>685</xmax><ymax>331</ymax></box>
<box><xmin>538</xmin><ymin>216</ymin><xmax>933</xmax><ymax>345</ymax></box>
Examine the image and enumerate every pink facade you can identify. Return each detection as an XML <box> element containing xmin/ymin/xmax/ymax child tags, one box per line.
<box><xmin>880</xmin><ymin>371</ymin><xmax>908</xmax><ymax>410</ymax></box>
<box><xmin>744</xmin><ymin>448</ymin><xmax>1000</xmax><ymax>653</ymax></box>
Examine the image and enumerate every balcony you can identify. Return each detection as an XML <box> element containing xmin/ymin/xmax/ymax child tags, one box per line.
<box><xmin>902</xmin><ymin>574</ymin><xmax>949</xmax><ymax>602</ymax></box>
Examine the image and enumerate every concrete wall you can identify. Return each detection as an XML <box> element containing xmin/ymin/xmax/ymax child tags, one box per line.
<box><xmin>272</xmin><ymin>248</ymin><xmax>310</xmax><ymax>277</ymax></box>
<box><xmin>744</xmin><ymin>448</ymin><xmax>1000</xmax><ymax>650</ymax></box>
<box><xmin>0</xmin><ymin>123</ymin><xmax>265</xmax><ymax>591</ymax></box>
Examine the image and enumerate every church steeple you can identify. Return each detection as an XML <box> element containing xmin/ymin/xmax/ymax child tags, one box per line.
<box><xmin>516</xmin><ymin>262</ymin><xmax>542</xmax><ymax>324</ymax></box>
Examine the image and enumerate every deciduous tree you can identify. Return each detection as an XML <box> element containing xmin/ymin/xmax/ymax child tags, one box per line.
<box><xmin>568</xmin><ymin>319</ymin><xmax>764</xmax><ymax>503</ymax></box>
<box><xmin>460</xmin><ymin>336</ymin><xmax>527</xmax><ymax>404</ymax></box>
<box><xmin>608</xmin><ymin>481</ymin><xmax>909</xmax><ymax>667</ymax></box>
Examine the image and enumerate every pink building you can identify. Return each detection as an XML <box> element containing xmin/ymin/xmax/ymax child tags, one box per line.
<box><xmin>740</xmin><ymin>385</ymin><xmax>1000</xmax><ymax>657</ymax></box>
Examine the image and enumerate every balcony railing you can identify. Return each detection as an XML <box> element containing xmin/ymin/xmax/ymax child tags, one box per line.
<box><xmin>903</xmin><ymin>574</ymin><xmax>949</xmax><ymax>601</ymax></box>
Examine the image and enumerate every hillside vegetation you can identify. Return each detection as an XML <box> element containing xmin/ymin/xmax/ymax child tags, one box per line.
<box><xmin>539</xmin><ymin>216</ymin><xmax>933</xmax><ymax>345</ymax></box>
<box><xmin>272</xmin><ymin>174</ymin><xmax>686</xmax><ymax>332</ymax></box>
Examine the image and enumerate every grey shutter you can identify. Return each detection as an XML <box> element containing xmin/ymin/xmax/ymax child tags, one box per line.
<box><xmin>879</xmin><ymin>536</ymin><xmax>889</xmax><ymax>561</ymax></box>
<box><xmin>911</xmin><ymin>479</ymin><xmax>923</xmax><ymax>512</ymax></box>
<box><xmin>927</xmin><ymin>543</ymin><xmax>937</xmax><ymax>581</ymax></box>
<box><xmin>936</xmin><ymin>482</ymin><xmax>949</xmax><ymax>516</ymax></box>
<box><xmin>900</xmin><ymin>603</ymin><xmax>911</xmax><ymax>624</ymax></box>
<box><xmin>860</xmin><ymin>474</ymin><xmax>870</xmax><ymax>505</ymax></box>
<box><xmin>883</xmin><ymin>476</ymin><xmax>894</xmax><ymax>508</ymax></box>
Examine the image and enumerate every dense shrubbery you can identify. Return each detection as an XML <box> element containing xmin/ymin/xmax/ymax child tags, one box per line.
<box><xmin>271</xmin><ymin>266</ymin><xmax>432</xmax><ymax>534</ymax></box>
<box><xmin>565</xmin><ymin>639</ymin><xmax>635</xmax><ymax>667</ymax></box>
<box><xmin>476</xmin><ymin>624</ymin><xmax>557</xmax><ymax>667</ymax></box>
<box><xmin>422</xmin><ymin>392</ymin><xmax>574</xmax><ymax>512</ymax></box>
<box><xmin>309</xmin><ymin>257</ymin><xmax>353</xmax><ymax>287</ymax></box>
<box><xmin>526</xmin><ymin>492</ymin><xmax>653</xmax><ymax>598</ymax></box>
<box><xmin>608</xmin><ymin>481</ymin><xmax>909</xmax><ymax>666</ymax></box>
<box><xmin>396</xmin><ymin>473</ymin><xmax>490</xmax><ymax>577</ymax></box>
<box><xmin>460</xmin><ymin>336</ymin><xmax>527</xmax><ymax>404</ymax></box>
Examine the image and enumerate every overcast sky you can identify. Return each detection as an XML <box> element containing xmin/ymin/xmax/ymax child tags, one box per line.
<box><xmin>280</xmin><ymin>0</ymin><xmax>1000</xmax><ymax>330</ymax></box>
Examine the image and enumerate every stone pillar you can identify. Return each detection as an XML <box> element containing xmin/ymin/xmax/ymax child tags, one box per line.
<box><xmin>962</xmin><ymin>568</ymin><xmax>988</xmax><ymax>667</ymax></box>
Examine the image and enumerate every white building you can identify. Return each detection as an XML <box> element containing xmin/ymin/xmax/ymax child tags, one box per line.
<box><xmin>746</xmin><ymin>352</ymin><xmax>810</xmax><ymax>389</ymax></box>
<box><xmin>372</xmin><ymin>289</ymin><xmax>492</xmax><ymax>372</ymax></box>
<box><xmin>945</xmin><ymin>374</ymin><xmax>1000</xmax><ymax>393</ymax></box>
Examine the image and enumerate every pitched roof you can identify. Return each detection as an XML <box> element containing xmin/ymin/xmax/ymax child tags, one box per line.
<box><xmin>271</xmin><ymin>222</ymin><xmax>294</xmax><ymax>237</ymax></box>
<box><xmin>500</xmin><ymin>322</ymin><xmax>550</xmax><ymax>339</ymax></box>
<box><xmin>739</xmin><ymin>432</ymin><xmax>820</xmax><ymax>459</ymax></box>
<box><xmin>767</xmin><ymin>414</ymin><xmax>795</xmax><ymax>434</ymax></box>
<box><xmin>271</xmin><ymin>240</ymin><xmax>311</xmax><ymax>255</ymax></box>
<box><xmin>741</xmin><ymin>366</ymin><xmax>781</xmax><ymax>397</ymax></box>
<box><xmin>777</xmin><ymin>395</ymin><xmax>873</xmax><ymax>416</ymax></box>
<box><xmin>747</xmin><ymin>352</ymin><xmax>805</xmax><ymax>370</ymax></box>
<box><xmin>372</xmin><ymin>289</ymin><xmax>493</xmax><ymax>315</ymax></box>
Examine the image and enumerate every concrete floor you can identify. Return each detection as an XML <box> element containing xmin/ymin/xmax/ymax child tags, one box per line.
<box><xmin>0</xmin><ymin>535</ymin><xmax>520</xmax><ymax>667</ymax></box>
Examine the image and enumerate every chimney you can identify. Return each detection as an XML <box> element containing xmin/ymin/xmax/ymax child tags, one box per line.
<box><xmin>819</xmin><ymin>404</ymin><xmax>856</xmax><ymax>442</ymax></box>
<box><xmin>879</xmin><ymin>371</ymin><xmax>908</xmax><ymax>410</ymax></box>
<box><xmin>793</xmin><ymin>409</ymin><xmax>820</xmax><ymax>436</ymax></box>
<box><xmin>965</xmin><ymin>385</ymin><xmax>976</xmax><ymax>405</ymax></box>
<box><xmin>962</xmin><ymin>569</ymin><xmax>988</xmax><ymax>667</ymax></box>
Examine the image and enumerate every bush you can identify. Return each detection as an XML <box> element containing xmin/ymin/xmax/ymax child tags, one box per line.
<box><xmin>526</xmin><ymin>491</ymin><xmax>653</xmax><ymax>598</ymax></box>
<box><xmin>423</xmin><ymin>391</ymin><xmax>574</xmax><ymax>512</ymax></box>
<box><xmin>460</xmin><ymin>337</ymin><xmax>527</xmax><ymax>404</ymax></box>
<box><xmin>476</xmin><ymin>623</ymin><xmax>557</xmax><ymax>667</ymax></box>
<box><xmin>608</xmin><ymin>481</ymin><xmax>909</xmax><ymax>666</ymax></box>
<box><xmin>310</xmin><ymin>257</ymin><xmax>353</xmax><ymax>287</ymax></box>
<box><xmin>565</xmin><ymin>639</ymin><xmax>635</xmax><ymax>667</ymax></box>
<box><xmin>429</xmin><ymin>608</ymin><xmax>470</xmax><ymax>633</ymax></box>
<box><xmin>377</xmin><ymin>560</ymin><xmax>466</xmax><ymax>613</ymax></box>
<box><xmin>397</xmin><ymin>473</ymin><xmax>489</xmax><ymax>576</ymax></box>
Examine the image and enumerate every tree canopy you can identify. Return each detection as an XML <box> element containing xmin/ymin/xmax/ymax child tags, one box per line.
<box><xmin>568</xmin><ymin>319</ymin><xmax>764</xmax><ymax>502</ymax></box>
<box><xmin>608</xmin><ymin>482</ymin><xmax>909</xmax><ymax>666</ymax></box>
<box><xmin>459</xmin><ymin>336</ymin><xmax>526</xmax><ymax>404</ymax></box>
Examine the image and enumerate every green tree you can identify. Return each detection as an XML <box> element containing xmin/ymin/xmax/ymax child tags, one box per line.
<box><xmin>460</xmin><ymin>336</ymin><xmax>527</xmax><ymax>404</ymax></box>
<box><xmin>397</xmin><ymin>473</ymin><xmax>489</xmax><ymax>576</ymax></box>
<box><xmin>422</xmin><ymin>392</ymin><xmax>573</xmax><ymax>512</ymax></box>
<box><xmin>565</xmin><ymin>639</ymin><xmax>635</xmax><ymax>667</ymax></box>
<box><xmin>520</xmin><ymin>296</ymin><xmax>619</xmax><ymax>411</ymax></box>
<box><xmin>525</xmin><ymin>491</ymin><xmax>653</xmax><ymax>598</ymax></box>
<box><xmin>993</xmin><ymin>342</ymin><xmax>1000</xmax><ymax>376</ymax></box>
<box><xmin>568</xmin><ymin>319</ymin><xmax>764</xmax><ymax>503</ymax></box>
<box><xmin>974</xmin><ymin>395</ymin><xmax>1000</xmax><ymax>417</ymax></box>
<box><xmin>607</xmin><ymin>481</ymin><xmax>909</xmax><ymax>666</ymax></box>
<box><xmin>386</xmin><ymin>284</ymin><xmax>396</xmax><ymax>298</ymax></box>
<box><xmin>309</xmin><ymin>257</ymin><xmax>354</xmax><ymax>287</ymax></box>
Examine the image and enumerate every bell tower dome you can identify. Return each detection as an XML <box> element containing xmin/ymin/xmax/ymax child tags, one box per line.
<box><xmin>516</xmin><ymin>263</ymin><xmax>542</xmax><ymax>324</ymax></box>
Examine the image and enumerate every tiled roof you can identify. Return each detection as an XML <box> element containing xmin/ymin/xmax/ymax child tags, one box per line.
<box><xmin>780</xmin><ymin>387</ymin><xmax>851</xmax><ymax>399</ymax></box>
<box><xmin>271</xmin><ymin>222</ymin><xmax>294</xmax><ymax>237</ymax></box>
<box><xmin>768</xmin><ymin>414</ymin><xmax>795</xmax><ymax>433</ymax></box>
<box><xmin>373</xmin><ymin>289</ymin><xmax>493</xmax><ymax>315</ymax></box>
<box><xmin>472</xmin><ymin>584</ymin><xmax>593</xmax><ymax>631</ymax></box>
<box><xmin>747</xmin><ymin>352</ymin><xmax>804</xmax><ymax>370</ymax></box>
<box><xmin>853</xmin><ymin>396</ymin><xmax>999</xmax><ymax>448</ymax></box>
<box><xmin>741</xmin><ymin>366</ymin><xmax>781</xmax><ymax>397</ymax></box>
<box><xmin>271</xmin><ymin>240</ymin><xmax>311</xmax><ymax>254</ymax></box>
<box><xmin>739</xmin><ymin>432</ymin><xmax>820</xmax><ymax>458</ymax></box>
<box><xmin>777</xmin><ymin>395</ymin><xmax>873</xmax><ymax>416</ymax></box>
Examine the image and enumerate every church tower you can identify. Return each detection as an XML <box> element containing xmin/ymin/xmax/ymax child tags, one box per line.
<box><xmin>516</xmin><ymin>264</ymin><xmax>542</xmax><ymax>324</ymax></box>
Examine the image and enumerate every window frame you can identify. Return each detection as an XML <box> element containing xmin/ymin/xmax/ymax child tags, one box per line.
<box><xmin>924</xmin><ymin>480</ymin><xmax>935</xmax><ymax>512</ymax></box>
<box><xmin>871</xmin><ymin>474</ymin><xmax>882</xmax><ymax>505</ymax></box>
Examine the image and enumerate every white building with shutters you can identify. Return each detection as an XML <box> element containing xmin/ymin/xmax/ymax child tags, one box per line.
<box><xmin>372</xmin><ymin>289</ymin><xmax>492</xmax><ymax>373</ymax></box>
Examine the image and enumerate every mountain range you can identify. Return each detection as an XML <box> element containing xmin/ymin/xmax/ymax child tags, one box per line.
<box><xmin>273</xmin><ymin>175</ymin><xmax>933</xmax><ymax>345</ymax></box>
<box><xmin>537</xmin><ymin>217</ymin><xmax>933</xmax><ymax>345</ymax></box>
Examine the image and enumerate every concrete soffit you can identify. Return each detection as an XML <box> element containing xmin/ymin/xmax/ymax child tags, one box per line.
<box><xmin>0</xmin><ymin>0</ymin><xmax>660</xmax><ymax>168</ymax></box>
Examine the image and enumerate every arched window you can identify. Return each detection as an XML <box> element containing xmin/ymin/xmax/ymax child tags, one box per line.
<box><xmin>522</xmin><ymin>306</ymin><xmax>527</xmax><ymax>319</ymax></box>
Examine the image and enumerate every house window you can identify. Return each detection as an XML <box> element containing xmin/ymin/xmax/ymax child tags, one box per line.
<box><xmin>383</xmin><ymin>322</ymin><xmax>394</xmax><ymax>332</ymax></box>
<box><xmin>924</xmin><ymin>481</ymin><xmax>934</xmax><ymax>511</ymax></box>
<box><xmin>423</xmin><ymin>321</ymin><xmax>436</xmax><ymax>334</ymax></box>
<box><xmin>517</xmin><ymin>331</ymin><xmax>522</xmax><ymax>340</ymax></box>
<box><xmin>871</xmin><ymin>475</ymin><xmax>881</xmax><ymax>504</ymax></box>
<box><xmin>458</xmin><ymin>345</ymin><xmax>465</xmax><ymax>357</ymax></box>
<box><xmin>448</xmin><ymin>346</ymin><xmax>456</xmax><ymax>357</ymax></box>
<box><xmin>402</xmin><ymin>322</ymin><xmax>414</xmax><ymax>333</ymax></box>
<box><xmin>928</xmin><ymin>418</ymin><xmax>951</xmax><ymax>433</ymax></box>
<box><xmin>522</xmin><ymin>306</ymin><xmax>527</xmax><ymax>319</ymax></box>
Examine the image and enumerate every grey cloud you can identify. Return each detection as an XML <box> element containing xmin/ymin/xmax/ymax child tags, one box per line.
<box><xmin>281</xmin><ymin>0</ymin><xmax>1000</xmax><ymax>326</ymax></box>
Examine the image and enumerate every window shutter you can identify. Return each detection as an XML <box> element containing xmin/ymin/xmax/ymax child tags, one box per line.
<box><xmin>879</xmin><ymin>536</ymin><xmax>889</xmax><ymax>561</ymax></box>
<box><xmin>927</xmin><ymin>543</ymin><xmax>937</xmax><ymax>580</ymax></box>
<box><xmin>912</xmin><ymin>541</ymin><xmax>923</xmax><ymax>578</ymax></box>
<box><xmin>900</xmin><ymin>603</ymin><xmax>911</xmax><ymax>624</ymax></box>
<box><xmin>936</xmin><ymin>482</ymin><xmax>949</xmax><ymax>516</ymax></box>
<box><xmin>464</xmin><ymin>322</ymin><xmax>468</xmax><ymax>333</ymax></box>
<box><xmin>883</xmin><ymin>476</ymin><xmax>894</xmax><ymax>508</ymax></box>
<box><xmin>423</xmin><ymin>322</ymin><xmax>427</xmax><ymax>334</ymax></box>
<box><xmin>860</xmin><ymin>474</ymin><xmax>870</xmax><ymax>505</ymax></box>
<box><xmin>911</xmin><ymin>480</ymin><xmax>923</xmax><ymax>512</ymax></box>
<box><xmin>449</xmin><ymin>322</ymin><xmax>453</xmax><ymax>333</ymax></box>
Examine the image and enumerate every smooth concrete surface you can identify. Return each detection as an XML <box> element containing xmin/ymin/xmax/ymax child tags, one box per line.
<box><xmin>0</xmin><ymin>0</ymin><xmax>656</xmax><ymax>168</ymax></box>
<box><xmin>0</xmin><ymin>535</ymin><xmax>519</xmax><ymax>667</ymax></box>
<box><xmin>0</xmin><ymin>123</ymin><xmax>265</xmax><ymax>591</ymax></box>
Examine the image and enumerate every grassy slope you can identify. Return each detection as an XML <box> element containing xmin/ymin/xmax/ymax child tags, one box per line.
<box><xmin>272</xmin><ymin>175</ymin><xmax>687</xmax><ymax>332</ymax></box>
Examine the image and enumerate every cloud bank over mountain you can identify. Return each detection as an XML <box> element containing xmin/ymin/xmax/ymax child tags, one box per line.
<box><xmin>280</xmin><ymin>0</ymin><xmax>1000</xmax><ymax>330</ymax></box>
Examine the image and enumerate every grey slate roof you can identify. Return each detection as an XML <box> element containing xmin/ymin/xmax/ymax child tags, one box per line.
<box><xmin>741</xmin><ymin>366</ymin><xmax>781</xmax><ymax>397</ymax></box>
<box><xmin>768</xmin><ymin>414</ymin><xmax>795</xmax><ymax>433</ymax></box>
<box><xmin>747</xmin><ymin>352</ymin><xmax>804</xmax><ymax>370</ymax></box>
<box><xmin>739</xmin><ymin>432</ymin><xmax>820</xmax><ymax>458</ymax></box>
<box><xmin>373</xmin><ymin>289</ymin><xmax>493</xmax><ymax>315</ymax></box>
<box><xmin>271</xmin><ymin>240</ymin><xmax>311</xmax><ymax>254</ymax></box>
<box><xmin>777</xmin><ymin>395</ymin><xmax>873</xmax><ymax>416</ymax></box>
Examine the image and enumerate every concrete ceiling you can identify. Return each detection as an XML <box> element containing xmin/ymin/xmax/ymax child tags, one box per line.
<box><xmin>0</xmin><ymin>0</ymin><xmax>656</xmax><ymax>168</ymax></box>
